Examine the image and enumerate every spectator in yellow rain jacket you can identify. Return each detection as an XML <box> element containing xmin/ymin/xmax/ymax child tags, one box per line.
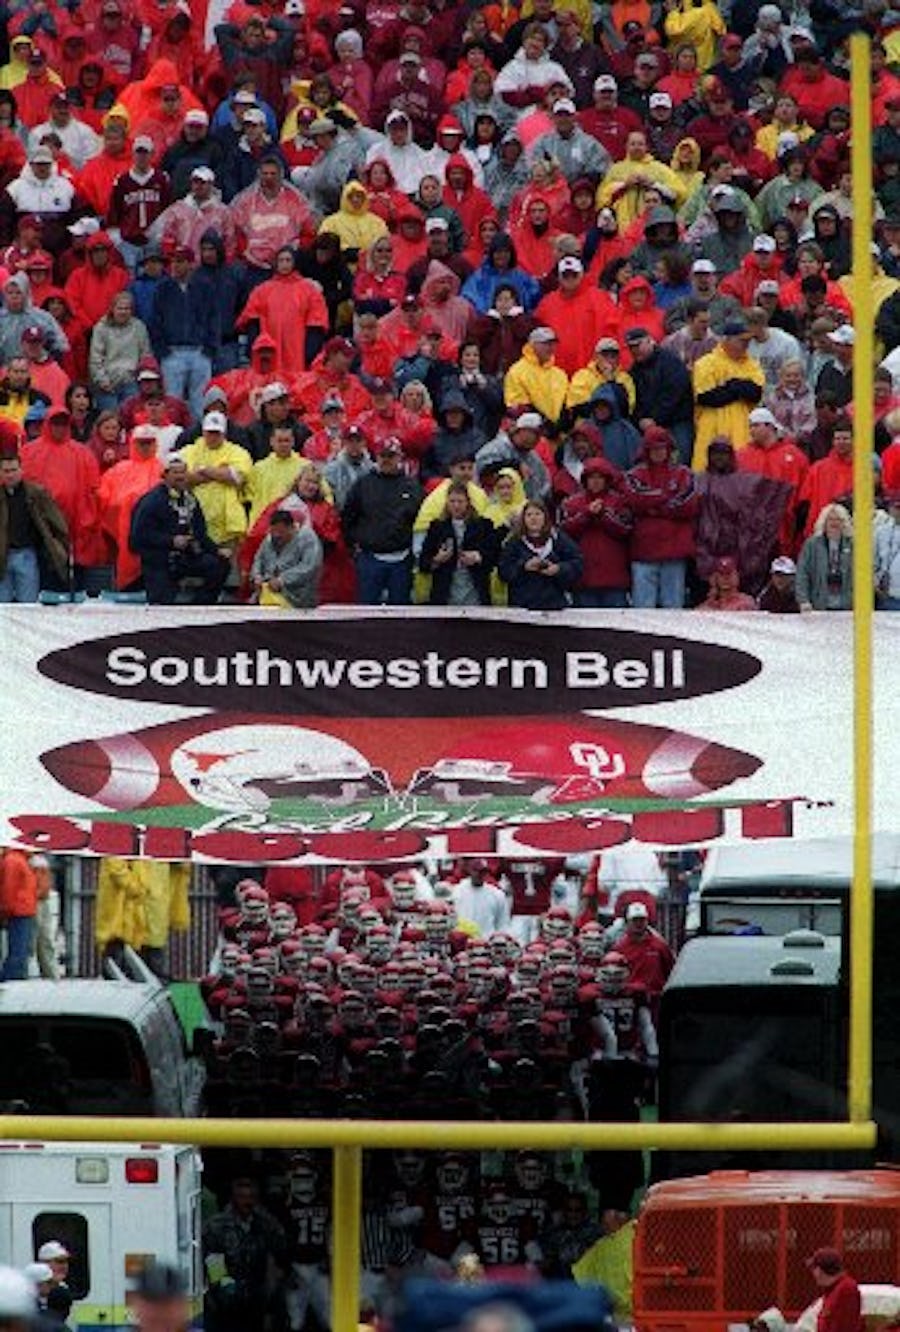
<box><xmin>692</xmin><ymin>317</ymin><xmax>765</xmax><ymax>469</ymax></box>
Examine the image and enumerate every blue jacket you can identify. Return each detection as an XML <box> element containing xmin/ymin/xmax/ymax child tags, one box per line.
<box><xmin>497</xmin><ymin>529</ymin><xmax>583</xmax><ymax>610</ymax></box>
<box><xmin>189</xmin><ymin>229</ymin><xmax>246</xmax><ymax>352</ymax></box>
<box><xmin>589</xmin><ymin>382</ymin><xmax>643</xmax><ymax>471</ymax></box>
<box><xmin>150</xmin><ymin>273</ymin><xmax>217</xmax><ymax>358</ymax></box>
<box><xmin>130</xmin><ymin>484</ymin><xmax>217</xmax><ymax>570</ymax></box>
<box><xmin>461</xmin><ymin>259</ymin><xmax>541</xmax><ymax>315</ymax></box>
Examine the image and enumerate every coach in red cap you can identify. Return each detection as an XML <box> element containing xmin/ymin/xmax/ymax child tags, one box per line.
<box><xmin>807</xmin><ymin>1249</ymin><xmax>862</xmax><ymax>1332</ymax></box>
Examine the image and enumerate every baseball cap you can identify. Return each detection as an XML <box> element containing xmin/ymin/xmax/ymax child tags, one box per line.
<box><xmin>377</xmin><ymin>436</ymin><xmax>403</xmax><ymax>455</ymax></box>
<box><xmin>259</xmin><ymin>382</ymin><xmax>289</xmax><ymax>405</ymax></box>
<box><xmin>309</xmin><ymin>117</ymin><xmax>337</xmax><ymax>135</ymax></box>
<box><xmin>132</xmin><ymin>423</ymin><xmax>157</xmax><ymax>441</ymax></box>
<box><xmin>37</xmin><ymin>1243</ymin><xmax>70</xmax><ymax>1262</ymax></box>
<box><xmin>711</xmin><ymin>188</ymin><xmax>742</xmax><ymax>212</ymax></box>
<box><xmin>203</xmin><ymin>386</ymin><xmax>227</xmax><ymax>407</ymax></box>
<box><xmin>649</xmin><ymin>91</ymin><xmax>672</xmax><ymax>108</ymax></box>
<box><xmin>749</xmin><ymin>407</ymin><xmax>778</xmax><ymax>427</ymax></box>
<box><xmin>828</xmin><ymin>324</ymin><xmax>856</xmax><ymax>345</ymax></box>
<box><xmin>756</xmin><ymin>279</ymin><xmax>781</xmax><ymax>296</ymax></box>
<box><xmin>190</xmin><ymin>165</ymin><xmax>215</xmax><ymax>182</ymax></box>
<box><xmin>558</xmin><ymin>256</ymin><xmax>583</xmax><ymax>274</ymax></box>
<box><xmin>635</xmin><ymin>51</ymin><xmax>659</xmax><ymax>66</ymax></box>
<box><xmin>68</xmin><ymin>217</ymin><xmax>101</xmax><ymax>237</ymax></box>
<box><xmin>21</xmin><ymin>325</ymin><xmax>45</xmax><ymax>343</ymax></box>
<box><xmin>172</xmin><ymin>245</ymin><xmax>194</xmax><ymax>260</ymax></box>
<box><xmin>787</xmin><ymin>194</ymin><xmax>810</xmax><ymax>210</ymax></box>
<box><xmin>553</xmin><ymin>97</ymin><xmax>577</xmax><ymax>114</ymax></box>
<box><xmin>713</xmin><ymin>555</ymin><xmax>738</xmax><ymax>575</ymax></box>
<box><xmin>370</xmin><ymin>377</ymin><xmax>395</xmax><ymax>395</ymax></box>
<box><xmin>753</xmin><ymin>233</ymin><xmax>777</xmax><ymax>252</ymax></box>
<box><xmin>771</xmin><ymin>555</ymin><xmax>796</xmax><ymax>574</ymax></box>
<box><xmin>399</xmin><ymin>50</ymin><xmax>421</xmax><ymax>63</ymax></box>
<box><xmin>29</xmin><ymin>147</ymin><xmax>53</xmax><ymax>164</ymax></box>
<box><xmin>425</xmin><ymin>217</ymin><xmax>449</xmax><ymax>233</ymax></box>
<box><xmin>133</xmin><ymin>134</ymin><xmax>155</xmax><ymax>152</ymax></box>
<box><xmin>624</xmin><ymin>326</ymin><xmax>650</xmax><ymax>343</ymax></box>
<box><xmin>202</xmin><ymin>411</ymin><xmax>227</xmax><ymax>432</ymax></box>
<box><xmin>528</xmin><ymin>326</ymin><xmax>558</xmax><ymax>344</ymax></box>
<box><xmin>137</xmin><ymin>363</ymin><xmax>162</xmax><ymax>381</ymax></box>
<box><xmin>594</xmin><ymin>74</ymin><xmax>617</xmax><ymax>91</ymax></box>
<box><xmin>242</xmin><ymin>107</ymin><xmax>266</xmax><ymax>124</ymax></box>
<box><xmin>321</xmin><ymin>395</ymin><xmax>344</xmax><ymax>413</ymax></box>
<box><xmin>625</xmin><ymin>902</ymin><xmax>649</xmax><ymax>920</ymax></box>
<box><xmin>722</xmin><ymin>32</ymin><xmax>743</xmax><ymax>47</ymax></box>
<box><xmin>233</xmin><ymin>89</ymin><xmax>257</xmax><ymax>105</ymax></box>
<box><xmin>595</xmin><ymin>336</ymin><xmax>620</xmax><ymax>352</ymax></box>
<box><xmin>808</xmin><ymin>1249</ymin><xmax>843</xmax><ymax>1276</ymax></box>
<box><xmin>692</xmin><ymin>258</ymin><xmax>716</xmax><ymax>274</ymax></box>
<box><xmin>184</xmin><ymin>108</ymin><xmax>209</xmax><ymax>125</ymax></box>
<box><xmin>385</xmin><ymin>109</ymin><xmax>409</xmax><ymax>126</ymax></box>
<box><xmin>511</xmin><ymin>411</ymin><xmax>543</xmax><ymax>431</ymax></box>
<box><xmin>323</xmin><ymin>335</ymin><xmax>355</xmax><ymax>357</ymax></box>
<box><xmin>722</xmin><ymin>317</ymin><xmax>750</xmax><ymax>336</ymax></box>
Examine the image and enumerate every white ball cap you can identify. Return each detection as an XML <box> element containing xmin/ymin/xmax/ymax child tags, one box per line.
<box><xmin>753</xmin><ymin>233</ymin><xmax>777</xmax><ymax>252</ymax></box>
<box><xmin>37</xmin><ymin>1243</ymin><xmax>70</xmax><ymax>1262</ymax></box>
<box><xmin>553</xmin><ymin>97</ymin><xmax>577</xmax><ymax>114</ymax></box>
<box><xmin>0</xmin><ymin>1266</ymin><xmax>37</xmax><ymax>1316</ymax></box>
<box><xmin>22</xmin><ymin>1264</ymin><xmax>53</xmax><ymax>1286</ymax></box>
<box><xmin>828</xmin><ymin>324</ymin><xmax>856</xmax><ymax>345</ymax></box>
<box><xmin>202</xmin><ymin>411</ymin><xmax>227</xmax><ymax>433</ymax></box>
<box><xmin>748</xmin><ymin>407</ymin><xmax>779</xmax><ymax>428</ymax></box>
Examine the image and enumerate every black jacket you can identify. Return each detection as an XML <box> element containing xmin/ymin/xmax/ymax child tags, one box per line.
<box><xmin>130</xmin><ymin>484</ymin><xmax>218</xmax><ymax>570</ymax></box>
<box><xmin>630</xmin><ymin>346</ymin><xmax>695</xmax><ymax>429</ymax></box>
<box><xmin>342</xmin><ymin>470</ymin><xmax>424</xmax><ymax>554</ymax></box>
<box><xmin>419</xmin><ymin>515</ymin><xmax>501</xmax><ymax>605</ymax></box>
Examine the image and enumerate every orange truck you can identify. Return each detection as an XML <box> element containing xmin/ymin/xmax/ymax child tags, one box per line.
<box><xmin>633</xmin><ymin>1170</ymin><xmax>900</xmax><ymax>1332</ymax></box>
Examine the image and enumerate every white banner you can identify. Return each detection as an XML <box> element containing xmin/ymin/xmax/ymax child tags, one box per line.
<box><xmin>0</xmin><ymin>607</ymin><xmax>896</xmax><ymax>864</ymax></box>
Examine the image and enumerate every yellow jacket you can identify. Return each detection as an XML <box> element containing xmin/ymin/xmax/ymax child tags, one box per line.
<box><xmin>567</xmin><ymin>362</ymin><xmax>636</xmax><ymax>412</ymax></box>
<box><xmin>572</xmin><ymin>1221</ymin><xmax>636</xmax><ymax>1319</ymax></box>
<box><xmin>143</xmin><ymin>861</ymin><xmax>191</xmax><ymax>949</ymax></box>
<box><xmin>95</xmin><ymin>858</ymin><xmax>148</xmax><ymax>949</ymax></box>
<box><xmin>182</xmin><ymin>438</ymin><xmax>253</xmax><ymax>545</ymax></box>
<box><xmin>281</xmin><ymin>84</ymin><xmax>359</xmax><ymax>142</ymax></box>
<box><xmin>245</xmin><ymin>453</ymin><xmax>305</xmax><ymax>526</ymax></box>
<box><xmin>755</xmin><ymin>120</ymin><xmax>814</xmax><ymax>161</ymax></box>
<box><xmin>692</xmin><ymin>344</ymin><xmax>766</xmax><ymax>469</ymax></box>
<box><xmin>663</xmin><ymin>1</ymin><xmax>725</xmax><ymax>69</ymax></box>
<box><xmin>504</xmin><ymin>344</ymin><xmax>570</xmax><ymax>422</ymax></box>
<box><xmin>319</xmin><ymin>184</ymin><xmax>387</xmax><ymax>254</ymax></box>
<box><xmin>596</xmin><ymin>154</ymin><xmax>686</xmax><ymax>226</ymax></box>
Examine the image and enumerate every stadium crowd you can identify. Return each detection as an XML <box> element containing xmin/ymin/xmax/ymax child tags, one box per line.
<box><xmin>1</xmin><ymin>0</ymin><xmax>900</xmax><ymax>609</ymax></box>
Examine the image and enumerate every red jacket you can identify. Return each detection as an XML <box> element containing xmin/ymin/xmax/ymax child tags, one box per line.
<box><xmin>616</xmin><ymin>927</ymin><xmax>675</xmax><ymax>996</ymax></box>
<box><xmin>561</xmin><ymin>467</ymin><xmax>633</xmax><ymax>589</ymax></box>
<box><xmin>779</xmin><ymin>66</ymin><xmax>851</xmax><ymax>131</ymax></box>
<box><xmin>535</xmin><ymin>280</ymin><xmax>620</xmax><ymax>377</ymax></box>
<box><xmin>798</xmin><ymin>448</ymin><xmax>854</xmax><ymax>535</ymax></box>
<box><xmin>0</xmin><ymin>850</ymin><xmax>37</xmax><ymax>918</ymax></box>
<box><xmin>624</xmin><ymin>452</ymin><xmax>699</xmax><ymax>562</ymax></box>
<box><xmin>818</xmin><ymin>1273</ymin><xmax>863</xmax><ymax>1332</ymax></box>
<box><xmin>441</xmin><ymin>154</ymin><xmax>493</xmax><ymax>246</ymax></box>
<box><xmin>719</xmin><ymin>252</ymin><xmax>785</xmax><ymax>307</ymax></box>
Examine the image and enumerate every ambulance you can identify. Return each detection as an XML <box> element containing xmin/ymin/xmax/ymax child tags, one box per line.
<box><xmin>0</xmin><ymin>1140</ymin><xmax>203</xmax><ymax>1330</ymax></box>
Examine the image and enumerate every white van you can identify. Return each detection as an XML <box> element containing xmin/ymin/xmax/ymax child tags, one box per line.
<box><xmin>0</xmin><ymin>1141</ymin><xmax>203</xmax><ymax>1331</ymax></box>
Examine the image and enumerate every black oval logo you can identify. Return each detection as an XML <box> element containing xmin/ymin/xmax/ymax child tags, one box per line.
<box><xmin>37</xmin><ymin>616</ymin><xmax>761</xmax><ymax>718</ymax></box>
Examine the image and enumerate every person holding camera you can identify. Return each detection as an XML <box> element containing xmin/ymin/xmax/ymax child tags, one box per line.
<box><xmin>497</xmin><ymin>499</ymin><xmax>583</xmax><ymax>610</ymax></box>
<box><xmin>129</xmin><ymin>453</ymin><xmax>230</xmax><ymax>604</ymax></box>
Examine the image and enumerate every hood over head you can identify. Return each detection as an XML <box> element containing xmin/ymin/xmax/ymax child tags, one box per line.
<box><xmin>421</xmin><ymin>258</ymin><xmax>461</xmax><ymax>299</ymax></box>
<box><xmin>589</xmin><ymin>381</ymin><xmax>625</xmax><ymax>420</ymax></box>
<box><xmin>443</xmin><ymin>152</ymin><xmax>474</xmax><ymax>190</ymax></box>
<box><xmin>439</xmin><ymin>388</ymin><xmax>474</xmax><ymax>427</ymax></box>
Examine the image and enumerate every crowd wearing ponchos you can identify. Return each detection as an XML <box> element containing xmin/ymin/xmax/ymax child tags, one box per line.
<box><xmin>0</xmin><ymin>0</ymin><xmax>899</xmax><ymax>610</ymax></box>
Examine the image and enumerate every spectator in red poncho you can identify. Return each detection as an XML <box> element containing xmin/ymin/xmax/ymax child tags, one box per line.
<box><xmin>779</xmin><ymin>48</ymin><xmax>849</xmax><ymax>132</ymax></box>
<box><xmin>797</xmin><ymin>413</ymin><xmax>855</xmax><ymax>536</ymax></box>
<box><xmin>560</xmin><ymin>454</ymin><xmax>632</xmax><ymax>608</ymax></box>
<box><xmin>97</xmin><ymin>424</ymin><xmax>163</xmax><ymax>588</ymax></box>
<box><xmin>14</xmin><ymin>52</ymin><xmax>65</xmax><ymax>130</ymax></box>
<box><xmin>657</xmin><ymin>44</ymin><xmax>700</xmax><ymax>107</ymax></box>
<box><xmin>84</xmin><ymin>0</ymin><xmax>143</xmax><ymax>83</ymax></box>
<box><xmin>736</xmin><ymin>409</ymin><xmax>809</xmax><ymax>555</ymax></box>
<box><xmin>354</xmin><ymin>237</ymin><xmax>406</xmax><ymax>319</ymax></box>
<box><xmin>354</xmin><ymin>311</ymin><xmax>397</xmax><ymax>380</ymax></box>
<box><xmin>208</xmin><ymin>333</ymin><xmax>284</xmax><ymax>427</ymax></box>
<box><xmin>20</xmin><ymin>405</ymin><xmax>103</xmax><ymax>571</ymax></box>
<box><xmin>441</xmin><ymin>154</ymin><xmax>493</xmax><ymax>247</ymax></box>
<box><xmin>718</xmin><ymin>233</ymin><xmax>784</xmax><ymax>306</ymax></box>
<box><xmin>76</xmin><ymin>114</ymin><xmax>132</xmax><ymax>215</ymax></box>
<box><xmin>41</xmin><ymin>289</ymin><xmax>88</xmax><ymax>382</ymax></box>
<box><xmin>388</xmin><ymin>205</ymin><xmax>428</xmax><ymax>276</ymax></box>
<box><xmin>616</xmin><ymin>275</ymin><xmax>665</xmax><ymax>348</ymax></box>
<box><xmin>355</xmin><ymin>377</ymin><xmax>434</xmax><ymax>467</ymax></box>
<box><xmin>236</xmin><ymin>247</ymin><xmax>329</xmax><ymax>378</ymax></box>
<box><xmin>292</xmin><ymin>337</ymin><xmax>373</xmax><ymax>429</ymax></box>
<box><xmin>509</xmin><ymin>195</ymin><xmax>562</xmax><ymax>280</ymax></box>
<box><xmin>363</xmin><ymin>159</ymin><xmax>409</xmax><ymax>229</ymax></box>
<box><xmin>536</xmin><ymin>256</ymin><xmax>620</xmax><ymax>376</ymax></box>
<box><xmin>143</xmin><ymin>7</ymin><xmax>203</xmax><ymax>90</ymax></box>
<box><xmin>63</xmin><ymin>231</ymin><xmax>129</xmax><ymax>329</ymax></box>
